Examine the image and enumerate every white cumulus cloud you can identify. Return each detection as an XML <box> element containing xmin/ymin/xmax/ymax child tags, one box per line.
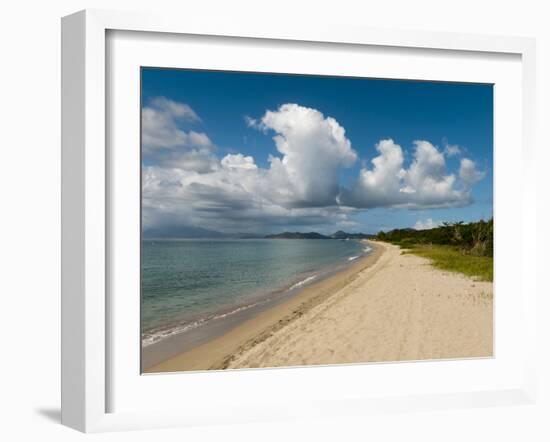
<box><xmin>341</xmin><ymin>139</ymin><xmax>482</xmax><ymax>209</ymax></box>
<box><xmin>444</xmin><ymin>143</ymin><xmax>462</xmax><ymax>156</ymax></box>
<box><xmin>414</xmin><ymin>218</ymin><xmax>442</xmax><ymax>230</ymax></box>
<box><xmin>260</xmin><ymin>103</ymin><xmax>358</xmax><ymax>207</ymax></box>
<box><xmin>142</xmin><ymin>97</ymin><xmax>217</xmax><ymax>173</ymax></box>
<box><xmin>221</xmin><ymin>153</ymin><xmax>258</xmax><ymax>170</ymax></box>
<box><xmin>459</xmin><ymin>158</ymin><xmax>486</xmax><ymax>188</ymax></box>
<box><xmin>142</xmin><ymin>99</ymin><xmax>488</xmax><ymax>234</ymax></box>
<box><xmin>343</xmin><ymin>139</ymin><xmax>405</xmax><ymax>207</ymax></box>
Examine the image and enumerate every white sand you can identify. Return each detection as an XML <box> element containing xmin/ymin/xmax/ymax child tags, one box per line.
<box><xmin>227</xmin><ymin>242</ymin><xmax>493</xmax><ymax>369</ymax></box>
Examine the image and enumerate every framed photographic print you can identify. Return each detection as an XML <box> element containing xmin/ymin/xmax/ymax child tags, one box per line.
<box><xmin>61</xmin><ymin>9</ymin><xmax>538</xmax><ymax>432</ymax></box>
<box><xmin>140</xmin><ymin>69</ymin><xmax>495</xmax><ymax>374</ymax></box>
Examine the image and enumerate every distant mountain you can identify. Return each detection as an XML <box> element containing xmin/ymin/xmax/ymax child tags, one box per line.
<box><xmin>330</xmin><ymin>230</ymin><xmax>348</xmax><ymax>239</ymax></box>
<box><xmin>330</xmin><ymin>230</ymin><xmax>375</xmax><ymax>240</ymax></box>
<box><xmin>265</xmin><ymin>231</ymin><xmax>330</xmax><ymax>240</ymax></box>
<box><xmin>142</xmin><ymin>225</ymin><xmax>226</xmax><ymax>239</ymax></box>
<box><xmin>235</xmin><ymin>233</ymin><xmax>264</xmax><ymax>239</ymax></box>
<box><xmin>143</xmin><ymin>227</ymin><xmax>374</xmax><ymax>240</ymax></box>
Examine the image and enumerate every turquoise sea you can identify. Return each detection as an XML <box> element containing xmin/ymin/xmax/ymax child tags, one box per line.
<box><xmin>141</xmin><ymin>238</ymin><xmax>372</xmax><ymax>347</ymax></box>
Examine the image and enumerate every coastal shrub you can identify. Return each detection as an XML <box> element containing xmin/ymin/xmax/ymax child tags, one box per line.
<box><xmin>376</xmin><ymin>219</ymin><xmax>494</xmax><ymax>281</ymax></box>
<box><xmin>376</xmin><ymin>219</ymin><xmax>493</xmax><ymax>257</ymax></box>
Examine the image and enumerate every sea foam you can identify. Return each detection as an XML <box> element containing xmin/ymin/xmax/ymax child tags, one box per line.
<box><xmin>142</xmin><ymin>301</ymin><xmax>262</xmax><ymax>347</ymax></box>
<box><xmin>289</xmin><ymin>275</ymin><xmax>318</xmax><ymax>290</ymax></box>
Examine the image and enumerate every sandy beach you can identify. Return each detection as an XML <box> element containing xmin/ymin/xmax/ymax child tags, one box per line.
<box><xmin>146</xmin><ymin>241</ymin><xmax>493</xmax><ymax>373</ymax></box>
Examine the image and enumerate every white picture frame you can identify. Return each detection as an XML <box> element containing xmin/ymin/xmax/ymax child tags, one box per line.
<box><xmin>61</xmin><ymin>9</ymin><xmax>537</xmax><ymax>433</ymax></box>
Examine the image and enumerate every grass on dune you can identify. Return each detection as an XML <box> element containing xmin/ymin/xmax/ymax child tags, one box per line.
<box><xmin>402</xmin><ymin>245</ymin><xmax>493</xmax><ymax>282</ymax></box>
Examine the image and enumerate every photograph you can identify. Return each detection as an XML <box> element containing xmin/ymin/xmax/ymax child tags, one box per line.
<box><xmin>140</xmin><ymin>68</ymin><xmax>494</xmax><ymax>373</ymax></box>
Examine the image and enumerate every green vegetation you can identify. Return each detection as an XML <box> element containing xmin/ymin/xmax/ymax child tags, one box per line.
<box><xmin>402</xmin><ymin>245</ymin><xmax>493</xmax><ymax>281</ymax></box>
<box><xmin>376</xmin><ymin>219</ymin><xmax>493</xmax><ymax>281</ymax></box>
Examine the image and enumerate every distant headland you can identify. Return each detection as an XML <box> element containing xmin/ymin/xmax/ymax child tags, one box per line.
<box><xmin>264</xmin><ymin>231</ymin><xmax>374</xmax><ymax>240</ymax></box>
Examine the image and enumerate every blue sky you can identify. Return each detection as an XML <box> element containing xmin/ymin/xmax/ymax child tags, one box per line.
<box><xmin>141</xmin><ymin>68</ymin><xmax>493</xmax><ymax>235</ymax></box>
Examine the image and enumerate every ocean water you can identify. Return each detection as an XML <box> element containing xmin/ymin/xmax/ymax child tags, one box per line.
<box><xmin>141</xmin><ymin>239</ymin><xmax>372</xmax><ymax>347</ymax></box>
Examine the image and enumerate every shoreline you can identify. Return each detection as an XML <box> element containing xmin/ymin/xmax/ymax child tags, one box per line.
<box><xmin>146</xmin><ymin>240</ymin><xmax>493</xmax><ymax>373</ymax></box>
<box><xmin>141</xmin><ymin>240</ymin><xmax>371</xmax><ymax>350</ymax></box>
<box><xmin>144</xmin><ymin>240</ymin><xmax>384</xmax><ymax>373</ymax></box>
